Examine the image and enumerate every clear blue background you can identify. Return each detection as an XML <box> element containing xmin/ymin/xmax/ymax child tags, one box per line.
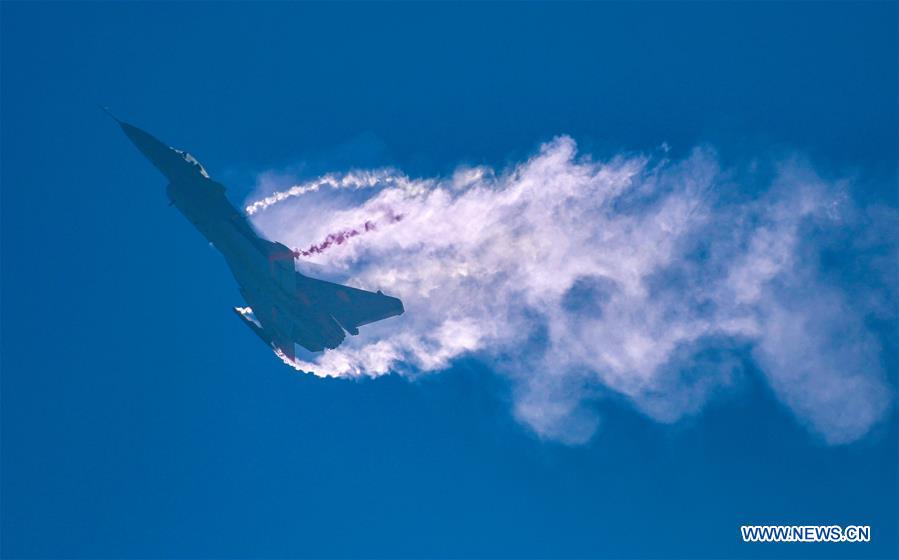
<box><xmin>2</xmin><ymin>3</ymin><xmax>896</xmax><ymax>558</ymax></box>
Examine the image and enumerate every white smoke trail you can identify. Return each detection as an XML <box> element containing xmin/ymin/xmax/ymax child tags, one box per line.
<box><xmin>245</xmin><ymin>168</ymin><xmax>426</xmax><ymax>215</ymax></box>
<box><xmin>248</xmin><ymin>137</ymin><xmax>896</xmax><ymax>445</ymax></box>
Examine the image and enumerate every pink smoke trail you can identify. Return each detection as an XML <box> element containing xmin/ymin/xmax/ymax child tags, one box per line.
<box><xmin>294</xmin><ymin>211</ymin><xmax>403</xmax><ymax>258</ymax></box>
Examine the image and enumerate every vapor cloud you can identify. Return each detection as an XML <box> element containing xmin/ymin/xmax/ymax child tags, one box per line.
<box><xmin>247</xmin><ymin>137</ymin><xmax>896</xmax><ymax>445</ymax></box>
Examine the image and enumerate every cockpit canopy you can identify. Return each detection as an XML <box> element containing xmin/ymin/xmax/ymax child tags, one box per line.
<box><xmin>172</xmin><ymin>148</ymin><xmax>210</xmax><ymax>178</ymax></box>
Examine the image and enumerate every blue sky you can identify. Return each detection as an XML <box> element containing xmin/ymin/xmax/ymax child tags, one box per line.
<box><xmin>1</xmin><ymin>3</ymin><xmax>897</xmax><ymax>558</ymax></box>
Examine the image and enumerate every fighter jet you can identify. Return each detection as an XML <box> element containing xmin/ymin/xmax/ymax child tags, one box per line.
<box><xmin>107</xmin><ymin>110</ymin><xmax>404</xmax><ymax>361</ymax></box>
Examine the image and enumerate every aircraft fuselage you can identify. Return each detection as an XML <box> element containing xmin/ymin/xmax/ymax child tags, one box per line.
<box><xmin>109</xmin><ymin>114</ymin><xmax>404</xmax><ymax>359</ymax></box>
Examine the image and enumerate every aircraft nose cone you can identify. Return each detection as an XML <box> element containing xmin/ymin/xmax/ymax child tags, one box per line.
<box><xmin>100</xmin><ymin>106</ymin><xmax>121</xmax><ymax>123</ymax></box>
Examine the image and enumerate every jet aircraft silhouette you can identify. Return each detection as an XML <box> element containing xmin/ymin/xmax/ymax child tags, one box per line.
<box><xmin>108</xmin><ymin>110</ymin><xmax>404</xmax><ymax>361</ymax></box>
